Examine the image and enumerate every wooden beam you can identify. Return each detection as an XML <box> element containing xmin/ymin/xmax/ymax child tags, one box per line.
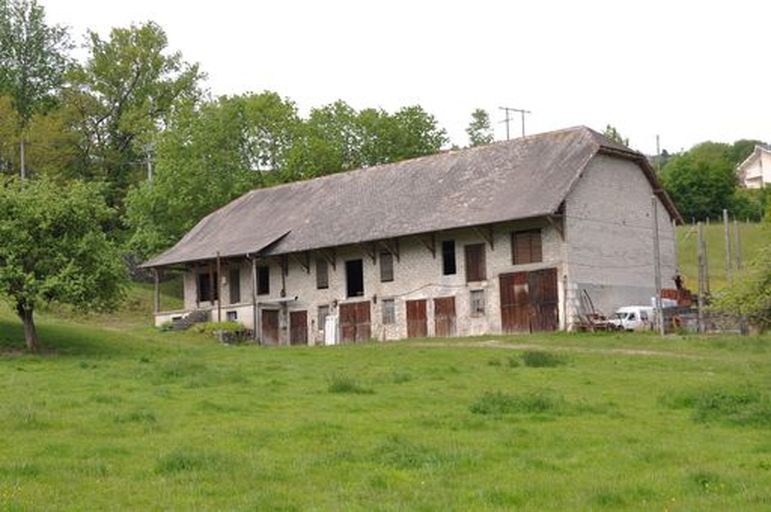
<box><xmin>416</xmin><ymin>233</ymin><xmax>436</xmax><ymax>258</ymax></box>
<box><xmin>380</xmin><ymin>238</ymin><xmax>400</xmax><ymax>262</ymax></box>
<box><xmin>474</xmin><ymin>226</ymin><xmax>494</xmax><ymax>250</ymax></box>
<box><xmin>358</xmin><ymin>243</ymin><xmax>376</xmax><ymax>264</ymax></box>
<box><xmin>194</xmin><ymin>263</ymin><xmax>200</xmax><ymax>309</ymax></box>
<box><xmin>152</xmin><ymin>268</ymin><xmax>160</xmax><ymax>314</ymax></box>
<box><xmin>546</xmin><ymin>215</ymin><xmax>564</xmax><ymax>241</ymax></box>
<box><xmin>251</xmin><ymin>256</ymin><xmax>258</xmax><ymax>342</ymax></box>
<box><xmin>280</xmin><ymin>255</ymin><xmax>288</xmax><ymax>297</ymax></box>
<box><xmin>317</xmin><ymin>248</ymin><xmax>336</xmax><ymax>271</ymax></box>
<box><xmin>291</xmin><ymin>251</ymin><xmax>310</xmax><ymax>273</ymax></box>
<box><xmin>216</xmin><ymin>252</ymin><xmax>222</xmax><ymax>323</ymax></box>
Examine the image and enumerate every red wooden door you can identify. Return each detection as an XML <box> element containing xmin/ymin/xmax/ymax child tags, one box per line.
<box><xmin>290</xmin><ymin>310</ymin><xmax>308</xmax><ymax>345</ymax></box>
<box><xmin>434</xmin><ymin>297</ymin><xmax>456</xmax><ymax>337</ymax></box>
<box><xmin>500</xmin><ymin>268</ymin><xmax>558</xmax><ymax>333</ymax></box>
<box><xmin>339</xmin><ymin>301</ymin><xmax>371</xmax><ymax>343</ymax></box>
<box><xmin>406</xmin><ymin>299</ymin><xmax>428</xmax><ymax>338</ymax></box>
<box><xmin>261</xmin><ymin>309</ymin><xmax>279</xmax><ymax>345</ymax></box>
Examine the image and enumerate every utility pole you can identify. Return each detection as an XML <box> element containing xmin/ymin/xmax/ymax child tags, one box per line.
<box><xmin>655</xmin><ymin>135</ymin><xmax>661</xmax><ymax>174</ymax></box>
<box><xmin>723</xmin><ymin>209</ymin><xmax>732</xmax><ymax>285</ymax></box>
<box><xmin>733</xmin><ymin>218</ymin><xmax>742</xmax><ymax>270</ymax></box>
<box><xmin>652</xmin><ymin>196</ymin><xmax>664</xmax><ymax>335</ymax></box>
<box><xmin>697</xmin><ymin>222</ymin><xmax>705</xmax><ymax>333</ymax></box>
<box><xmin>499</xmin><ymin>106</ymin><xmax>531</xmax><ymax>140</ymax></box>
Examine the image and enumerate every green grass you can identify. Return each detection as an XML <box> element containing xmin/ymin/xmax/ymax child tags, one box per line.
<box><xmin>1</xmin><ymin>294</ymin><xmax>771</xmax><ymax>509</ymax></box>
<box><xmin>677</xmin><ymin>221</ymin><xmax>768</xmax><ymax>292</ymax></box>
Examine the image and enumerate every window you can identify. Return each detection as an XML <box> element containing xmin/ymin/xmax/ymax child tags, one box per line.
<box><xmin>226</xmin><ymin>310</ymin><xmax>238</xmax><ymax>321</ymax></box>
<box><xmin>442</xmin><ymin>240</ymin><xmax>456</xmax><ymax>275</ymax></box>
<box><xmin>318</xmin><ymin>305</ymin><xmax>330</xmax><ymax>330</ymax></box>
<box><xmin>470</xmin><ymin>290</ymin><xmax>485</xmax><ymax>316</ymax></box>
<box><xmin>464</xmin><ymin>243</ymin><xmax>486</xmax><ymax>282</ymax></box>
<box><xmin>382</xmin><ymin>299</ymin><xmax>395</xmax><ymax>324</ymax></box>
<box><xmin>316</xmin><ymin>258</ymin><xmax>329</xmax><ymax>289</ymax></box>
<box><xmin>229</xmin><ymin>267</ymin><xmax>241</xmax><ymax>304</ymax></box>
<box><xmin>257</xmin><ymin>265</ymin><xmax>270</xmax><ymax>295</ymax></box>
<box><xmin>380</xmin><ymin>252</ymin><xmax>394</xmax><ymax>282</ymax></box>
<box><xmin>345</xmin><ymin>259</ymin><xmax>364</xmax><ymax>297</ymax></box>
<box><xmin>197</xmin><ymin>271</ymin><xmax>219</xmax><ymax>302</ymax></box>
<box><xmin>512</xmin><ymin>229</ymin><xmax>542</xmax><ymax>265</ymax></box>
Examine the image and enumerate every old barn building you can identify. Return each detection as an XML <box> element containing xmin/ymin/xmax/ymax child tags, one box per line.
<box><xmin>142</xmin><ymin>126</ymin><xmax>681</xmax><ymax>344</ymax></box>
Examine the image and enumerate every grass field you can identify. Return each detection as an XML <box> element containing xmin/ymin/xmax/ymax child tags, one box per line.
<box><xmin>2</xmin><ymin>300</ymin><xmax>770</xmax><ymax>510</ymax></box>
<box><xmin>676</xmin><ymin>221</ymin><xmax>768</xmax><ymax>292</ymax></box>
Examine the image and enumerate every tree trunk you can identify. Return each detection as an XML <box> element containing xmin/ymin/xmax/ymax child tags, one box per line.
<box><xmin>20</xmin><ymin>138</ymin><xmax>26</xmax><ymax>180</ymax></box>
<box><xmin>16</xmin><ymin>304</ymin><xmax>39</xmax><ymax>352</ymax></box>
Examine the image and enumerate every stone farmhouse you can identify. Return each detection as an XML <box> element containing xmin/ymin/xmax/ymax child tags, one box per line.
<box><xmin>141</xmin><ymin>126</ymin><xmax>681</xmax><ymax>344</ymax></box>
<box><xmin>736</xmin><ymin>144</ymin><xmax>771</xmax><ymax>189</ymax></box>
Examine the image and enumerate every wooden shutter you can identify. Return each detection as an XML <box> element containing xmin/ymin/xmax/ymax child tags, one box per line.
<box><xmin>316</xmin><ymin>258</ymin><xmax>329</xmax><ymax>289</ymax></box>
<box><xmin>512</xmin><ymin>230</ymin><xmax>542</xmax><ymax>265</ymax></box>
<box><xmin>464</xmin><ymin>243</ymin><xmax>486</xmax><ymax>282</ymax></box>
<box><xmin>380</xmin><ymin>252</ymin><xmax>394</xmax><ymax>282</ymax></box>
<box><xmin>229</xmin><ymin>267</ymin><xmax>241</xmax><ymax>304</ymax></box>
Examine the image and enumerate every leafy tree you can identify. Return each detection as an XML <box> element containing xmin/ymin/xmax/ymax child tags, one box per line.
<box><xmin>466</xmin><ymin>108</ymin><xmax>493</xmax><ymax>146</ymax></box>
<box><xmin>0</xmin><ymin>0</ymin><xmax>71</xmax><ymax>178</ymax></box>
<box><xmin>660</xmin><ymin>142</ymin><xmax>736</xmax><ymax>220</ymax></box>
<box><xmin>0</xmin><ymin>177</ymin><xmax>127</xmax><ymax>351</ymax></box>
<box><xmin>602</xmin><ymin>124</ymin><xmax>629</xmax><ymax>146</ymax></box>
<box><xmin>727</xmin><ymin>139</ymin><xmax>765</xmax><ymax>166</ymax></box>
<box><xmin>72</xmin><ymin>21</ymin><xmax>203</xmax><ymax>211</ymax></box>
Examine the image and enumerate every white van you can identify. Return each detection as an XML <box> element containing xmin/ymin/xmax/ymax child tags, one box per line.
<box><xmin>610</xmin><ymin>306</ymin><xmax>654</xmax><ymax>331</ymax></box>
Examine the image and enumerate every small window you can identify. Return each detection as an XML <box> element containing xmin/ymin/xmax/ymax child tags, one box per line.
<box><xmin>380</xmin><ymin>252</ymin><xmax>394</xmax><ymax>282</ymax></box>
<box><xmin>318</xmin><ymin>305</ymin><xmax>330</xmax><ymax>330</ymax></box>
<box><xmin>316</xmin><ymin>258</ymin><xmax>329</xmax><ymax>289</ymax></box>
<box><xmin>442</xmin><ymin>240</ymin><xmax>456</xmax><ymax>275</ymax></box>
<box><xmin>197</xmin><ymin>271</ymin><xmax>219</xmax><ymax>302</ymax></box>
<box><xmin>512</xmin><ymin>229</ymin><xmax>542</xmax><ymax>265</ymax></box>
<box><xmin>226</xmin><ymin>310</ymin><xmax>238</xmax><ymax>321</ymax></box>
<box><xmin>382</xmin><ymin>299</ymin><xmax>395</xmax><ymax>324</ymax></box>
<box><xmin>465</xmin><ymin>243</ymin><xmax>486</xmax><ymax>282</ymax></box>
<box><xmin>229</xmin><ymin>267</ymin><xmax>241</xmax><ymax>304</ymax></box>
<box><xmin>470</xmin><ymin>289</ymin><xmax>485</xmax><ymax>317</ymax></box>
<box><xmin>345</xmin><ymin>259</ymin><xmax>364</xmax><ymax>298</ymax></box>
<box><xmin>257</xmin><ymin>265</ymin><xmax>270</xmax><ymax>295</ymax></box>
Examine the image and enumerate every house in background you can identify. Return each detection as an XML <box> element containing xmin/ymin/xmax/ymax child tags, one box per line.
<box><xmin>141</xmin><ymin>126</ymin><xmax>681</xmax><ymax>344</ymax></box>
<box><xmin>736</xmin><ymin>144</ymin><xmax>771</xmax><ymax>188</ymax></box>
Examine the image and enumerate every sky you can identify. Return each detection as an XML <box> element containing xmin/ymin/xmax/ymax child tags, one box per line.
<box><xmin>42</xmin><ymin>0</ymin><xmax>770</xmax><ymax>154</ymax></box>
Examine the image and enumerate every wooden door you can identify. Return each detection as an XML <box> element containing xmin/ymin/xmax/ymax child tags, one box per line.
<box><xmin>290</xmin><ymin>310</ymin><xmax>308</xmax><ymax>345</ymax></box>
<box><xmin>339</xmin><ymin>301</ymin><xmax>371</xmax><ymax>343</ymax></box>
<box><xmin>434</xmin><ymin>296</ymin><xmax>456</xmax><ymax>337</ymax></box>
<box><xmin>261</xmin><ymin>309</ymin><xmax>279</xmax><ymax>345</ymax></box>
<box><xmin>500</xmin><ymin>268</ymin><xmax>558</xmax><ymax>333</ymax></box>
<box><xmin>529</xmin><ymin>268</ymin><xmax>559</xmax><ymax>332</ymax></box>
<box><xmin>406</xmin><ymin>299</ymin><xmax>428</xmax><ymax>338</ymax></box>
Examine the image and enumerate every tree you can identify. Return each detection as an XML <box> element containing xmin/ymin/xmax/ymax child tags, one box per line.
<box><xmin>466</xmin><ymin>108</ymin><xmax>493</xmax><ymax>146</ymax></box>
<box><xmin>0</xmin><ymin>0</ymin><xmax>71</xmax><ymax>178</ymax></box>
<box><xmin>602</xmin><ymin>124</ymin><xmax>629</xmax><ymax>146</ymax></box>
<box><xmin>727</xmin><ymin>139</ymin><xmax>765</xmax><ymax>166</ymax></box>
<box><xmin>0</xmin><ymin>177</ymin><xmax>127</xmax><ymax>351</ymax></box>
<box><xmin>73</xmin><ymin>21</ymin><xmax>203</xmax><ymax>212</ymax></box>
<box><xmin>660</xmin><ymin>142</ymin><xmax>737</xmax><ymax>220</ymax></box>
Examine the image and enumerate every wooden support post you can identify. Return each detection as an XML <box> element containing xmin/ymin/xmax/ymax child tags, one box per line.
<box><xmin>417</xmin><ymin>233</ymin><xmax>436</xmax><ymax>258</ymax></box>
<box><xmin>547</xmin><ymin>215</ymin><xmax>565</xmax><ymax>241</ymax></box>
<box><xmin>194</xmin><ymin>263</ymin><xmax>200</xmax><ymax>309</ymax></box>
<box><xmin>474</xmin><ymin>226</ymin><xmax>494</xmax><ymax>250</ymax></box>
<box><xmin>562</xmin><ymin>273</ymin><xmax>568</xmax><ymax>331</ymax></box>
<box><xmin>291</xmin><ymin>252</ymin><xmax>310</xmax><ymax>273</ymax></box>
<box><xmin>281</xmin><ymin>255</ymin><xmax>287</xmax><ymax>297</ymax></box>
<box><xmin>251</xmin><ymin>256</ymin><xmax>258</xmax><ymax>342</ymax></box>
<box><xmin>723</xmin><ymin>209</ymin><xmax>732</xmax><ymax>285</ymax></box>
<box><xmin>208</xmin><ymin>261</ymin><xmax>215</xmax><ymax>311</ymax></box>
<box><xmin>216</xmin><ymin>252</ymin><xmax>222</xmax><ymax>323</ymax></box>
<box><xmin>319</xmin><ymin>248</ymin><xmax>336</xmax><ymax>271</ymax></box>
<box><xmin>152</xmin><ymin>268</ymin><xmax>160</xmax><ymax>315</ymax></box>
<box><xmin>697</xmin><ymin>222</ymin><xmax>705</xmax><ymax>334</ymax></box>
<box><xmin>651</xmin><ymin>196</ymin><xmax>664</xmax><ymax>335</ymax></box>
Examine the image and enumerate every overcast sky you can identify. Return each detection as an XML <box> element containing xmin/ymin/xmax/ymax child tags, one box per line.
<box><xmin>42</xmin><ymin>0</ymin><xmax>770</xmax><ymax>154</ymax></box>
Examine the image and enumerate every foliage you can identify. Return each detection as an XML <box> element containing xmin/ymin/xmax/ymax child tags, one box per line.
<box><xmin>469</xmin><ymin>390</ymin><xmax>566</xmax><ymax>415</ymax></box>
<box><xmin>466</xmin><ymin>108</ymin><xmax>493</xmax><ymax>146</ymax></box>
<box><xmin>729</xmin><ymin>187</ymin><xmax>769</xmax><ymax>222</ymax></box>
<box><xmin>602</xmin><ymin>124</ymin><xmax>629</xmax><ymax>146</ymax></box>
<box><xmin>327</xmin><ymin>374</ymin><xmax>374</xmax><ymax>394</ymax></box>
<box><xmin>662</xmin><ymin>385</ymin><xmax>771</xmax><ymax>427</ymax></box>
<box><xmin>0</xmin><ymin>177</ymin><xmax>126</xmax><ymax>349</ymax></box>
<box><xmin>191</xmin><ymin>321</ymin><xmax>244</xmax><ymax>334</ymax></box>
<box><xmin>726</xmin><ymin>139</ymin><xmax>765</xmax><ymax>165</ymax></box>
<box><xmin>712</xmin><ymin>243</ymin><xmax>771</xmax><ymax>331</ymax></box>
<box><xmin>660</xmin><ymin>142</ymin><xmax>737</xmax><ymax>220</ymax></box>
<box><xmin>0</xmin><ymin>0</ymin><xmax>71</xmax><ymax>126</ymax></box>
<box><xmin>70</xmin><ymin>21</ymin><xmax>203</xmax><ymax>211</ymax></box>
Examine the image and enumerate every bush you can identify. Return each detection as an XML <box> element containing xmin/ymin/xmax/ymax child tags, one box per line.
<box><xmin>470</xmin><ymin>390</ymin><xmax>565</xmax><ymax>415</ymax></box>
<box><xmin>521</xmin><ymin>351</ymin><xmax>567</xmax><ymax>368</ymax></box>
<box><xmin>191</xmin><ymin>321</ymin><xmax>244</xmax><ymax>334</ymax></box>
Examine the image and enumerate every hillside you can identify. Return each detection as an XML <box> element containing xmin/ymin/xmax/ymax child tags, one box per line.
<box><xmin>676</xmin><ymin>222</ymin><xmax>768</xmax><ymax>292</ymax></box>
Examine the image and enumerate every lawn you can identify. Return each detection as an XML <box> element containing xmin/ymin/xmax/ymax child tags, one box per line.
<box><xmin>1</xmin><ymin>303</ymin><xmax>770</xmax><ymax>510</ymax></box>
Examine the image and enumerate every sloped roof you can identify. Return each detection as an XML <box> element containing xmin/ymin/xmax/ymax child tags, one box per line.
<box><xmin>142</xmin><ymin>126</ymin><xmax>680</xmax><ymax>268</ymax></box>
<box><xmin>736</xmin><ymin>144</ymin><xmax>771</xmax><ymax>173</ymax></box>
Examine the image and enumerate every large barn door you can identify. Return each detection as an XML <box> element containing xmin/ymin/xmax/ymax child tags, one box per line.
<box><xmin>289</xmin><ymin>310</ymin><xmax>308</xmax><ymax>345</ymax></box>
<box><xmin>261</xmin><ymin>309</ymin><xmax>279</xmax><ymax>345</ymax></box>
<box><xmin>406</xmin><ymin>299</ymin><xmax>428</xmax><ymax>338</ymax></box>
<box><xmin>500</xmin><ymin>268</ymin><xmax>558</xmax><ymax>333</ymax></box>
<box><xmin>340</xmin><ymin>301</ymin><xmax>371</xmax><ymax>343</ymax></box>
<box><xmin>434</xmin><ymin>297</ymin><xmax>456</xmax><ymax>337</ymax></box>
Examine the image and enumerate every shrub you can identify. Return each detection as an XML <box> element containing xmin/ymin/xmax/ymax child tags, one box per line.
<box><xmin>662</xmin><ymin>386</ymin><xmax>771</xmax><ymax>427</ymax></box>
<box><xmin>191</xmin><ymin>321</ymin><xmax>244</xmax><ymax>334</ymax></box>
<box><xmin>327</xmin><ymin>375</ymin><xmax>373</xmax><ymax>394</ymax></box>
<box><xmin>470</xmin><ymin>390</ymin><xmax>565</xmax><ymax>415</ymax></box>
<box><xmin>521</xmin><ymin>351</ymin><xmax>567</xmax><ymax>368</ymax></box>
